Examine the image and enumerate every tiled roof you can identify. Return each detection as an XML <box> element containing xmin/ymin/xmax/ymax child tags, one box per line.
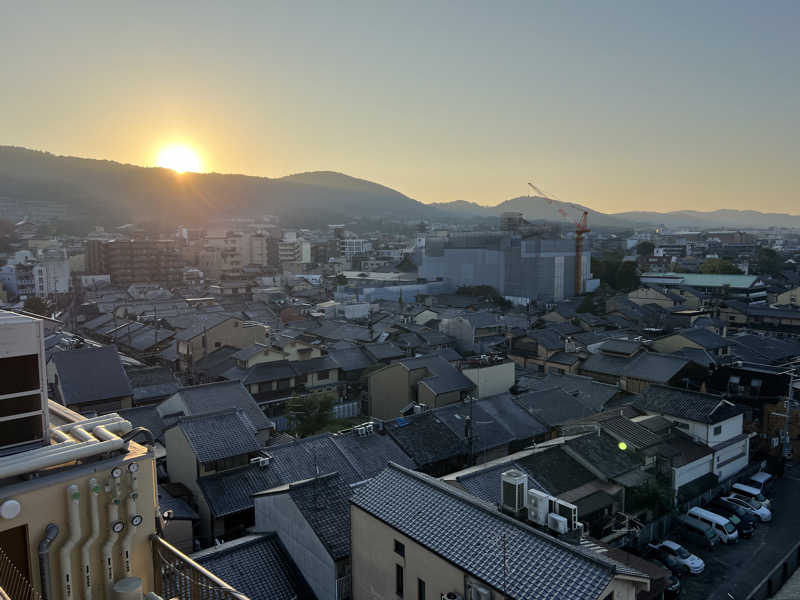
<box><xmin>435</xmin><ymin>401</ymin><xmax>517</xmax><ymax>454</ymax></box>
<box><xmin>193</xmin><ymin>534</ymin><xmax>316</xmax><ymax>600</ymax></box>
<box><xmin>598</xmin><ymin>339</ymin><xmax>641</xmax><ymax>356</ymax></box>
<box><xmin>174</xmin><ymin>313</ymin><xmax>234</xmax><ymax>341</ymax></box>
<box><xmin>679</xmin><ymin>328</ymin><xmax>731</xmax><ymax>350</ymax></box>
<box><xmin>363</xmin><ymin>342</ymin><xmax>406</xmax><ymax>362</ymax></box>
<box><xmin>513</xmin><ymin>387</ymin><xmax>595</xmax><ymax>427</ymax></box>
<box><xmin>633</xmin><ymin>384</ymin><xmax>743</xmax><ymax>424</ymax></box>
<box><xmin>621</xmin><ymin>352</ymin><xmax>690</xmax><ymax>383</ymax></box>
<box><xmin>177</xmin><ymin>410</ymin><xmax>261</xmax><ymax>463</ymax></box>
<box><xmin>385</xmin><ymin>412</ymin><xmax>467</xmax><ymax>467</ymax></box>
<box><xmin>286</xmin><ymin>473</ymin><xmax>352</xmax><ymax>560</ymax></box>
<box><xmin>516</xmin><ymin>447</ymin><xmax>597</xmax><ymax>495</ymax></box>
<box><xmin>328</xmin><ymin>347</ymin><xmax>375</xmax><ymax>372</ymax></box>
<box><xmin>580</xmin><ymin>353</ymin><xmax>630</xmax><ymax>377</ymax></box>
<box><xmin>520</xmin><ymin>373</ymin><xmax>619</xmax><ymax>413</ymax></box>
<box><xmin>160</xmin><ymin>380</ymin><xmax>273</xmax><ymax>432</ymax></box>
<box><xmin>126</xmin><ymin>366</ymin><xmax>180</xmax><ymax>403</ymax></box>
<box><xmin>117</xmin><ymin>405</ymin><xmax>166</xmax><ymax>442</ymax></box>
<box><xmin>52</xmin><ymin>345</ymin><xmax>132</xmax><ymax>406</ymax></box>
<box><xmin>158</xmin><ymin>485</ymin><xmax>199</xmax><ymax>521</ymax></box>
<box><xmin>595</xmin><ymin>415</ymin><xmax>663</xmax><ymax>450</ymax></box>
<box><xmin>478</xmin><ymin>393</ymin><xmax>549</xmax><ymax>440</ymax></box>
<box><xmin>399</xmin><ymin>355</ymin><xmax>474</xmax><ymax>395</ymax></box>
<box><xmin>333</xmin><ymin>429</ymin><xmax>415</xmax><ymax>479</ymax></box>
<box><xmin>565</xmin><ymin>431</ymin><xmax>644</xmax><ymax>479</ymax></box>
<box><xmin>352</xmin><ymin>464</ymin><xmax>617</xmax><ymax>600</ymax></box>
<box><xmin>456</xmin><ymin>460</ymin><xmax>549</xmax><ymax>505</ymax></box>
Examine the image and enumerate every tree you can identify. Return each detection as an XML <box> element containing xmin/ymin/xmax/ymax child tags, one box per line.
<box><xmin>614</xmin><ymin>262</ymin><xmax>640</xmax><ymax>291</ymax></box>
<box><xmin>286</xmin><ymin>391</ymin><xmax>335</xmax><ymax>437</ymax></box>
<box><xmin>700</xmin><ymin>259</ymin><xmax>742</xmax><ymax>275</ymax></box>
<box><xmin>636</xmin><ymin>241</ymin><xmax>655</xmax><ymax>256</ymax></box>
<box><xmin>333</xmin><ymin>274</ymin><xmax>347</xmax><ymax>286</ymax></box>
<box><xmin>576</xmin><ymin>294</ymin><xmax>596</xmax><ymax>313</ymax></box>
<box><xmin>754</xmin><ymin>246</ymin><xmax>782</xmax><ymax>276</ymax></box>
<box><xmin>23</xmin><ymin>296</ymin><xmax>49</xmax><ymax>316</ymax></box>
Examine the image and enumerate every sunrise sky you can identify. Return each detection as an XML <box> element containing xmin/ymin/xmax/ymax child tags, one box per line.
<box><xmin>1</xmin><ymin>1</ymin><xmax>798</xmax><ymax>213</ymax></box>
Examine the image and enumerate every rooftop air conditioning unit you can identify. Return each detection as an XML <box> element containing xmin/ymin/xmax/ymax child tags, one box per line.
<box><xmin>257</xmin><ymin>454</ymin><xmax>272</xmax><ymax>468</ymax></box>
<box><xmin>413</xmin><ymin>403</ymin><xmax>427</xmax><ymax>414</ymax></box>
<box><xmin>355</xmin><ymin>426</ymin><xmax>366</xmax><ymax>437</ymax></box>
<box><xmin>548</xmin><ymin>513</ymin><xmax>569</xmax><ymax>535</ymax></box>
<box><xmin>363</xmin><ymin>422</ymin><xmax>374</xmax><ymax>434</ymax></box>
<box><xmin>501</xmin><ymin>469</ymin><xmax>527</xmax><ymax>515</ymax></box>
<box><xmin>556</xmin><ymin>499</ymin><xmax>579</xmax><ymax>531</ymax></box>
<box><xmin>527</xmin><ymin>489</ymin><xmax>550</xmax><ymax>526</ymax></box>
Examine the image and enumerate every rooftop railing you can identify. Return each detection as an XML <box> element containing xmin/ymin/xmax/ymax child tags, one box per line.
<box><xmin>152</xmin><ymin>535</ymin><xmax>250</xmax><ymax>600</ymax></box>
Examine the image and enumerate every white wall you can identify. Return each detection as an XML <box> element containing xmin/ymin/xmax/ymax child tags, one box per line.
<box><xmin>462</xmin><ymin>361</ymin><xmax>515</xmax><ymax>398</ymax></box>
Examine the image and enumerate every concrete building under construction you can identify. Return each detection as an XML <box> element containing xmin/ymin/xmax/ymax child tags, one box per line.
<box><xmin>419</xmin><ymin>232</ymin><xmax>591</xmax><ymax>303</ymax></box>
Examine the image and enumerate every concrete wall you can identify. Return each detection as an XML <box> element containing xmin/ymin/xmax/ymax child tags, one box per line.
<box><xmin>368</xmin><ymin>364</ymin><xmax>412</xmax><ymax>420</ymax></box>
<box><xmin>254</xmin><ymin>493</ymin><xmax>337</xmax><ymax>600</ymax></box>
<box><xmin>0</xmin><ymin>447</ymin><xmax>157</xmax><ymax>600</ymax></box>
<box><xmin>164</xmin><ymin>427</ymin><xmax>210</xmax><ymax>538</ymax></box>
<box><xmin>462</xmin><ymin>361</ymin><xmax>515</xmax><ymax>399</ymax></box>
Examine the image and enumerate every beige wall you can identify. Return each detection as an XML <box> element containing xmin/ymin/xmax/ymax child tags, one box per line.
<box><xmin>777</xmin><ymin>287</ymin><xmax>800</xmax><ymax>306</ymax></box>
<box><xmin>0</xmin><ymin>446</ymin><xmax>157</xmax><ymax>600</ymax></box>
<box><xmin>628</xmin><ymin>287</ymin><xmax>675</xmax><ymax>308</ymax></box>
<box><xmin>369</xmin><ymin>364</ymin><xmax>412</xmax><ymax>420</ymax></box>
<box><xmin>351</xmin><ymin>504</ymin><xmax>498</xmax><ymax>600</ymax></box>
<box><xmin>179</xmin><ymin>318</ymin><xmax>265</xmax><ymax>369</ymax></box>
<box><xmin>164</xmin><ymin>427</ymin><xmax>210</xmax><ymax>538</ymax></box>
<box><xmin>649</xmin><ymin>334</ymin><xmax>702</xmax><ymax>354</ymax></box>
<box><xmin>462</xmin><ymin>361</ymin><xmax>514</xmax><ymax>399</ymax></box>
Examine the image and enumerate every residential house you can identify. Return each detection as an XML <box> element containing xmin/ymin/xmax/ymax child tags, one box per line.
<box><xmin>367</xmin><ymin>354</ymin><xmax>474</xmax><ymax>419</ymax></box>
<box><xmin>125</xmin><ymin>365</ymin><xmax>180</xmax><ymax>405</ymax></box>
<box><xmin>633</xmin><ymin>385</ymin><xmax>750</xmax><ymax>482</ymax></box>
<box><xmin>649</xmin><ymin>327</ymin><xmax>732</xmax><ymax>359</ymax></box>
<box><xmin>628</xmin><ymin>286</ymin><xmax>685</xmax><ymax>309</ymax></box>
<box><xmin>51</xmin><ymin>344</ymin><xmax>133</xmax><ymax>413</ymax></box>
<box><xmin>439</xmin><ymin>311</ymin><xmax>508</xmax><ymax>354</ymax></box>
<box><xmin>777</xmin><ymin>285</ymin><xmax>800</xmax><ymax>306</ymax></box>
<box><xmin>350</xmin><ymin>463</ymin><xmax>650</xmax><ymax>600</ymax></box>
<box><xmin>175</xmin><ymin>313</ymin><xmax>266</xmax><ymax>372</ymax></box>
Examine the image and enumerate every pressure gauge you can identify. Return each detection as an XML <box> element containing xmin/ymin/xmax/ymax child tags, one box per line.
<box><xmin>111</xmin><ymin>467</ymin><xmax>123</xmax><ymax>478</ymax></box>
<box><xmin>127</xmin><ymin>462</ymin><xmax>139</xmax><ymax>473</ymax></box>
<box><xmin>131</xmin><ymin>515</ymin><xmax>143</xmax><ymax>527</ymax></box>
<box><xmin>111</xmin><ymin>521</ymin><xmax>125</xmax><ymax>534</ymax></box>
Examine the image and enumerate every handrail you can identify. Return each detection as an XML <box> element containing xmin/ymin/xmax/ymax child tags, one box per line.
<box><xmin>151</xmin><ymin>535</ymin><xmax>250</xmax><ymax>600</ymax></box>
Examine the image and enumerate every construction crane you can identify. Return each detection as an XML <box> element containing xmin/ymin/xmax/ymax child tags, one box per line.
<box><xmin>528</xmin><ymin>182</ymin><xmax>591</xmax><ymax>296</ymax></box>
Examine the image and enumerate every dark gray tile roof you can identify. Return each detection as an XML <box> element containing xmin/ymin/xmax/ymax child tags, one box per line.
<box><xmin>237</xmin><ymin>360</ymin><xmax>296</xmax><ymax>385</ymax></box>
<box><xmin>520</xmin><ymin>373</ymin><xmax>619</xmax><ymax>413</ymax></box>
<box><xmin>117</xmin><ymin>405</ymin><xmax>166</xmax><ymax>441</ymax></box>
<box><xmin>333</xmin><ymin>429</ymin><xmax>415</xmax><ymax>479</ymax></box>
<box><xmin>399</xmin><ymin>355</ymin><xmax>474</xmax><ymax>395</ymax></box>
<box><xmin>679</xmin><ymin>328</ymin><xmax>731</xmax><ymax>350</ymax></box>
<box><xmin>547</xmin><ymin>351</ymin><xmax>581</xmax><ymax>365</ymax></box>
<box><xmin>158</xmin><ymin>485</ymin><xmax>199</xmax><ymax>521</ymax></box>
<box><xmin>290</xmin><ymin>355</ymin><xmax>338</xmax><ymax>375</ymax></box>
<box><xmin>598</xmin><ymin>339</ymin><xmax>641</xmax><ymax>356</ymax></box>
<box><xmin>517</xmin><ymin>447</ymin><xmax>598</xmax><ymax>495</ymax></box>
<box><xmin>385</xmin><ymin>412</ymin><xmax>467</xmax><ymax>467</ymax></box>
<box><xmin>177</xmin><ymin>409</ymin><xmax>261</xmax><ymax>463</ymax></box>
<box><xmin>233</xmin><ymin>343</ymin><xmax>266</xmax><ymax>361</ymax></box>
<box><xmin>478</xmin><ymin>393</ymin><xmax>549</xmax><ymax>440</ymax></box>
<box><xmin>52</xmin><ymin>345</ymin><xmax>132</xmax><ymax>406</ymax></box>
<box><xmin>464</xmin><ymin>311</ymin><xmax>505</xmax><ymax>329</ymax></box>
<box><xmin>527</xmin><ymin>328</ymin><xmax>564</xmax><ymax>351</ymax></box>
<box><xmin>729</xmin><ymin>333</ymin><xmax>800</xmax><ymax>364</ymax></box>
<box><xmin>198</xmin><ymin>434</ymin><xmax>363</xmax><ymax>518</ymax></box>
<box><xmin>435</xmin><ymin>401</ymin><xmax>517</xmax><ymax>454</ymax></box>
<box><xmin>173</xmin><ymin>312</ymin><xmax>234</xmax><ymax>341</ymax></box>
<box><xmin>193</xmin><ymin>534</ymin><xmax>316</xmax><ymax>600</ymax></box>
<box><xmin>352</xmin><ymin>464</ymin><xmax>616</xmax><ymax>600</ymax></box>
<box><xmin>513</xmin><ymin>387</ymin><xmax>595</xmax><ymax>428</ymax></box>
<box><xmin>328</xmin><ymin>347</ymin><xmax>375</xmax><ymax>372</ymax></box>
<box><xmin>621</xmin><ymin>352</ymin><xmax>690</xmax><ymax>383</ymax></box>
<box><xmin>633</xmin><ymin>384</ymin><xmax>743</xmax><ymax>424</ymax></box>
<box><xmin>580</xmin><ymin>353</ymin><xmax>631</xmax><ymax>377</ymax></box>
<box><xmin>161</xmin><ymin>380</ymin><xmax>273</xmax><ymax>432</ymax></box>
<box><xmin>363</xmin><ymin>342</ymin><xmax>406</xmax><ymax>362</ymax></box>
<box><xmin>565</xmin><ymin>431</ymin><xmax>644</xmax><ymax>480</ymax></box>
<box><xmin>595</xmin><ymin>415</ymin><xmax>663</xmax><ymax>450</ymax></box>
<box><xmin>286</xmin><ymin>473</ymin><xmax>352</xmax><ymax>560</ymax></box>
<box><xmin>456</xmin><ymin>460</ymin><xmax>549</xmax><ymax>505</ymax></box>
<box><xmin>126</xmin><ymin>366</ymin><xmax>180</xmax><ymax>404</ymax></box>
<box><xmin>192</xmin><ymin>345</ymin><xmax>241</xmax><ymax>378</ymax></box>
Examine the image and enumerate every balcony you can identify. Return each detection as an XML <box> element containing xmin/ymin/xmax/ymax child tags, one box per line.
<box><xmin>152</xmin><ymin>536</ymin><xmax>251</xmax><ymax>600</ymax></box>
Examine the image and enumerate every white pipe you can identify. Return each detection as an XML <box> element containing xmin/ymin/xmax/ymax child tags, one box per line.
<box><xmin>60</xmin><ymin>485</ymin><xmax>81</xmax><ymax>600</ymax></box>
<box><xmin>102</xmin><ymin>472</ymin><xmax>122</xmax><ymax>595</ymax></box>
<box><xmin>121</xmin><ymin>491</ymin><xmax>138</xmax><ymax>575</ymax></box>
<box><xmin>80</xmin><ymin>478</ymin><xmax>101</xmax><ymax>600</ymax></box>
<box><xmin>0</xmin><ymin>421</ymin><xmax>132</xmax><ymax>478</ymax></box>
<box><xmin>56</xmin><ymin>414</ymin><xmax>127</xmax><ymax>432</ymax></box>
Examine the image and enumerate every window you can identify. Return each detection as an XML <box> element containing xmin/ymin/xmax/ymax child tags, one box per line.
<box><xmin>714</xmin><ymin>425</ymin><xmax>722</xmax><ymax>436</ymax></box>
<box><xmin>417</xmin><ymin>578</ymin><xmax>425</xmax><ymax>600</ymax></box>
<box><xmin>394</xmin><ymin>540</ymin><xmax>405</xmax><ymax>556</ymax></box>
<box><xmin>395</xmin><ymin>564</ymin><xmax>404</xmax><ymax>597</ymax></box>
<box><xmin>318</xmin><ymin>369</ymin><xmax>330</xmax><ymax>381</ymax></box>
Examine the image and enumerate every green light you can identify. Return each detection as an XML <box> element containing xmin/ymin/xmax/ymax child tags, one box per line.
<box><xmin>618</xmin><ymin>441</ymin><xmax>628</xmax><ymax>451</ymax></box>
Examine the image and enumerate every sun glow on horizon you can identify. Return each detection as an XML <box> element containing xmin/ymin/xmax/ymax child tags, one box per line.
<box><xmin>156</xmin><ymin>144</ymin><xmax>203</xmax><ymax>173</ymax></box>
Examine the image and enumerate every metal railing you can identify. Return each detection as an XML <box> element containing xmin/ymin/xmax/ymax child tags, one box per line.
<box><xmin>152</xmin><ymin>535</ymin><xmax>250</xmax><ymax>600</ymax></box>
<box><xmin>0</xmin><ymin>545</ymin><xmax>40</xmax><ymax>600</ymax></box>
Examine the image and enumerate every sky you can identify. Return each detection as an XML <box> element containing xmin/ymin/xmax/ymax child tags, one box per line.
<box><xmin>1</xmin><ymin>1</ymin><xmax>798</xmax><ymax>213</ymax></box>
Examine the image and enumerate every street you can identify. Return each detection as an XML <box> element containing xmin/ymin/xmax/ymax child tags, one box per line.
<box><xmin>677</xmin><ymin>464</ymin><xmax>800</xmax><ymax>600</ymax></box>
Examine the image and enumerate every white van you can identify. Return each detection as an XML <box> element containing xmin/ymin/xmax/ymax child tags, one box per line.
<box><xmin>687</xmin><ymin>507</ymin><xmax>739</xmax><ymax>544</ymax></box>
<box><xmin>748</xmin><ymin>472</ymin><xmax>773</xmax><ymax>494</ymax></box>
<box><xmin>731</xmin><ymin>483</ymin><xmax>771</xmax><ymax>509</ymax></box>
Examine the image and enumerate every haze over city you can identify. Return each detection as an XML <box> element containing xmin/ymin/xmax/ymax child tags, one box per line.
<box><xmin>2</xmin><ymin>0</ymin><xmax>799</xmax><ymax>213</ymax></box>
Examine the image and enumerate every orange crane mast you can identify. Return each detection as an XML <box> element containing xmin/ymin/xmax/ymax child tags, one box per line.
<box><xmin>527</xmin><ymin>182</ymin><xmax>591</xmax><ymax>296</ymax></box>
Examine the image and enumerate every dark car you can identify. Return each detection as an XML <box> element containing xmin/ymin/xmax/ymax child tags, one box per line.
<box><xmin>651</xmin><ymin>558</ymin><xmax>682</xmax><ymax>599</ymax></box>
<box><xmin>707</xmin><ymin>499</ymin><xmax>757</xmax><ymax>538</ymax></box>
<box><xmin>643</xmin><ymin>545</ymin><xmax>691</xmax><ymax>576</ymax></box>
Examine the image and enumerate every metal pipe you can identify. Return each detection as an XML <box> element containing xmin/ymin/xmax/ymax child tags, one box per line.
<box><xmin>60</xmin><ymin>485</ymin><xmax>81</xmax><ymax>600</ymax></box>
<box><xmin>81</xmin><ymin>478</ymin><xmax>101</xmax><ymax>600</ymax></box>
<box><xmin>102</xmin><ymin>472</ymin><xmax>122</xmax><ymax>594</ymax></box>
<box><xmin>37</xmin><ymin>523</ymin><xmax>59</xmax><ymax>600</ymax></box>
<box><xmin>122</xmin><ymin>469</ymin><xmax>140</xmax><ymax>576</ymax></box>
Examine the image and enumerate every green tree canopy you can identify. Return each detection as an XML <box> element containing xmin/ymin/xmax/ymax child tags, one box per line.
<box><xmin>286</xmin><ymin>391</ymin><xmax>335</xmax><ymax>437</ymax></box>
<box><xmin>636</xmin><ymin>241</ymin><xmax>655</xmax><ymax>256</ymax></box>
<box><xmin>23</xmin><ymin>296</ymin><xmax>49</xmax><ymax>316</ymax></box>
<box><xmin>700</xmin><ymin>259</ymin><xmax>742</xmax><ymax>275</ymax></box>
<box><xmin>754</xmin><ymin>247</ymin><xmax>782</xmax><ymax>276</ymax></box>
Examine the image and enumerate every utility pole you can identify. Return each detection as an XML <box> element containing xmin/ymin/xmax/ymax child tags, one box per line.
<box><xmin>784</xmin><ymin>367</ymin><xmax>797</xmax><ymax>461</ymax></box>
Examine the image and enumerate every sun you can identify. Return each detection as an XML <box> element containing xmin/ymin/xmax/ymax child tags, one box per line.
<box><xmin>156</xmin><ymin>144</ymin><xmax>203</xmax><ymax>173</ymax></box>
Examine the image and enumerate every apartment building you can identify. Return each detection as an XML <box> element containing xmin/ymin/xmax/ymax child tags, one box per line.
<box><xmin>86</xmin><ymin>239</ymin><xmax>183</xmax><ymax>285</ymax></box>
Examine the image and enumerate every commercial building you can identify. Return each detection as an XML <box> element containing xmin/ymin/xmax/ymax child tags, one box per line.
<box><xmin>87</xmin><ymin>239</ymin><xmax>183</xmax><ymax>285</ymax></box>
<box><xmin>640</xmin><ymin>272</ymin><xmax>768</xmax><ymax>304</ymax></box>
<box><xmin>419</xmin><ymin>232</ymin><xmax>592</xmax><ymax>303</ymax></box>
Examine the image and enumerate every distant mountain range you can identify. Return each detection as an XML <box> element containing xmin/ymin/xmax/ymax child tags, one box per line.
<box><xmin>1</xmin><ymin>146</ymin><xmax>798</xmax><ymax>230</ymax></box>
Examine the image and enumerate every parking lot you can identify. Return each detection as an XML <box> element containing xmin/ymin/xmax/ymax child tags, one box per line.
<box><xmin>675</xmin><ymin>464</ymin><xmax>800</xmax><ymax>599</ymax></box>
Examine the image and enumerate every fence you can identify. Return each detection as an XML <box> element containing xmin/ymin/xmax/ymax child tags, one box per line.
<box><xmin>333</xmin><ymin>400</ymin><xmax>360</xmax><ymax>420</ymax></box>
<box><xmin>152</xmin><ymin>535</ymin><xmax>250</xmax><ymax>600</ymax></box>
<box><xmin>0</xmin><ymin>545</ymin><xmax>39</xmax><ymax>600</ymax></box>
<box><xmin>746</xmin><ymin>541</ymin><xmax>800</xmax><ymax>600</ymax></box>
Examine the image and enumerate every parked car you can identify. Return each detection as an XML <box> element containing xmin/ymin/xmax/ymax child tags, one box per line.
<box><xmin>748</xmin><ymin>471</ymin><xmax>773</xmax><ymax>494</ymax></box>
<box><xmin>649</xmin><ymin>541</ymin><xmax>705</xmax><ymax>574</ymax></box>
<box><xmin>644</xmin><ymin>547</ymin><xmax>690</xmax><ymax>576</ymax></box>
<box><xmin>722</xmin><ymin>493</ymin><xmax>772</xmax><ymax>522</ymax></box>
<box><xmin>687</xmin><ymin>507</ymin><xmax>739</xmax><ymax>543</ymax></box>
<box><xmin>673</xmin><ymin>514</ymin><xmax>720</xmax><ymax>550</ymax></box>
<box><xmin>650</xmin><ymin>559</ymin><xmax>682</xmax><ymax>599</ymax></box>
<box><xmin>707</xmin><ymin>499</ymin><xmax>757</xmax><ymax>538</ymax></box>
<box><xmin>731</xmin><ymin>482</ymin><xmax>772</xmax><ymax>509</ymax></box>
